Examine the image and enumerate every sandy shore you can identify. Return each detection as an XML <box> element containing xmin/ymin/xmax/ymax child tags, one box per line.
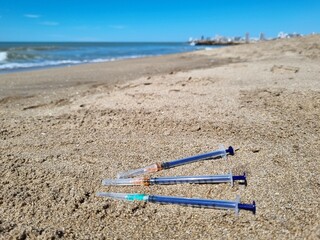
<box><xmin>0</xmin><ymin>35</ymin><xmax>319</xmax><ymax>239</ymax></box>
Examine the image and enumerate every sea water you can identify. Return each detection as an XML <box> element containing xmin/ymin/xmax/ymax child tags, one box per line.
<box><xmin>0</xmin><ymin>42</ymin><xmax>214</xmax><ymax>73</ymax></box>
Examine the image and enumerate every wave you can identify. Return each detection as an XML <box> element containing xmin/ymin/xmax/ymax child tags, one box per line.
<box><xmin>0</xmin><ymin>55</ymin><xmax>148</xmax><ymax>71</ymax></box>
<box><xmin>7</xmin><ymin>52</ymin><xmax>40</xmax><ymax>61</ymax></box>
<box><xmin>0</xmin><ymin>52</ymin><xmax>8</xmax><ymax>62</ymax></box>
<box><xmin>0</xmin><ymin>60</ymin><xmax>82</xmax><ymax>70</ymax></box>
<box><xmin>7</xmin><ymin>46</ymin><xmax>64</xmax><ymax>52</ymax></box>
<box><xmin>90</xmin><ymin>55</ymin><xmax>147</xmax><ymax>63</ymax></box>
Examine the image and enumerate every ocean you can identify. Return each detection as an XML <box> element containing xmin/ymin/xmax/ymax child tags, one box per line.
<box><xmin>0</xmin><ymin>42</ymin><xmax>212</xmax><ymax>73</ymax></box>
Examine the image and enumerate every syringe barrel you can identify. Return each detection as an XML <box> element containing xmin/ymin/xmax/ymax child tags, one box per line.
<box><xmin>161</xmin><ymin>146</ymin><xmax>234</xmax><ymax>169</ymax></box>
<box><xmin>151</xmin><ymin>174</ymin><xmax>233</xmax><ymax>185</ymax></box>
<box><xmin>148</xmin><ymin>195</ymin><xmax>238</xmax><ymax>210</ymax></box>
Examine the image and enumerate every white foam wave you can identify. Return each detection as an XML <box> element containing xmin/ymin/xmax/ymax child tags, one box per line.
<box><xmin>0</xmin><ymin>52</ymin><xmax>8</xmax><ymax>62</ymax></box>
<box><xmin>90</xmin><ymin>55</ymin><xmax>147</xmax><ymax>63</ymax></box>
<box><xmin>0</xmin><ymin>60</ymin><xmax>82</xmax><ymax>70</ymax></box>
<box><xmin>0</xmin><ymin>55</ymin><xmax>149</xmax><ymax>71</ymax></box>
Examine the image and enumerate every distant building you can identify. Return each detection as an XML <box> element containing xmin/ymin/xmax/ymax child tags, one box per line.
<box><xmin>278</xmin><ymin>32</ymin><xmax>301</xmax><ymax>39</ymax></box>
<box><xmin>234</xmin><ymin>36</ymin><xmax>242</xmax><ymax>41</ymax></box>
<box><xmin>278</xmin><ymin>32</ymin><xmax>288</xmax><ymax>38</ymax></box>
<box><xmin>245</xmin><ymin>32</ymin><xmax>250</xmax><ymax>43</ymax></box>
<box><xmin>288</xmin><ymin>32</ymin><xmax>302</xmax><ymax>38</ymax></box>
<box><xmin>259</xmin><ymin>33</ymin><xmax>265</xmax><ymax>41</ymax></box>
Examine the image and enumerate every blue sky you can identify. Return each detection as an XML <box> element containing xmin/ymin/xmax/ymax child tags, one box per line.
<box><xmin>0</xmin><ymin>0</ymin><xmax>319</xmax><ymax>41</ymax></box>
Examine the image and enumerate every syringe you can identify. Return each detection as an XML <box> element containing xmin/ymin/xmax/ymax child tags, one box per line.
<box><xmin>117</xmin><ymin>146</ymin><xmax>234</xmax><ymax>179</ymax></box>
<box><xmin>103</xmin><ymin>172</ymin><xmax>246</xmax><ymax>186</ymax></box>
<box><xmin>96</xmin><ymin>192</ymin><xmax>256</xmax><ymax>215</ymax></box>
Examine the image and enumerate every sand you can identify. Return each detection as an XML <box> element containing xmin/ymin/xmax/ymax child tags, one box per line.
<box><xmin>0</xmin><ymin>35</ymin><xmax>319</xmax><ymax>239</ymax></box>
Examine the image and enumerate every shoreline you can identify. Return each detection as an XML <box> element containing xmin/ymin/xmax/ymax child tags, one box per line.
<box><xmin>0</xmin><ymin>42</ymin><xmax>219</xmax><ymax>76</ymax></box>
<box><xmin>0</xmin><ymin>53</ymin><xmax>167</xmax><ymax>75</ymax></box>
<box><xmin>0</xmin><ymin>50</ymin><xmax>235</xmax><ymax>99</ymax></box>
<box><xmin>0</xmin><ymin>54</ymin><xmax>161</xmax><ymax>75</ymax></box>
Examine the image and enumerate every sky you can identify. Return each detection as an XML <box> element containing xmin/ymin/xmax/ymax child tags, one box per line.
<box><xmin>0</xmin><ymin>0</ymin><xmax>319</xmax><ymax>42</ymax></box>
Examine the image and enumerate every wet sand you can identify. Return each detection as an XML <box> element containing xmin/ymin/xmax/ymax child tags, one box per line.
<box><xmin>0</xmin><ymin>35</ymin><xmax>319</xmax><ymax>239</ymax></box>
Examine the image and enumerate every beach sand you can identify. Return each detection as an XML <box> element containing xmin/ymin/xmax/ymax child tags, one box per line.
<box><xmin>0</xmin><ymin>35</ymin><xmax>319</xmax><ymax>239</ymax></box>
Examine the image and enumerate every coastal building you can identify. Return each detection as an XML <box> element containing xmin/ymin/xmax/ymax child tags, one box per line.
<box><xmin>278</xmin><ymin>32</ymin><xmax>302</xmax><ymax>39</ymax></box>
<box><xmin>259</xmin><ymin>33</ymin><xmax>266</xmax><ymax>41</ymax></box>
<box><xmin>245</xmin><ymin>32</ymin><xmax>250</xmax><ymax>43</ymax></box>
<box><xmin>189</xmin><ymin>31</ymin><xmax>306</xmax><ymax>46</ymax></box>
